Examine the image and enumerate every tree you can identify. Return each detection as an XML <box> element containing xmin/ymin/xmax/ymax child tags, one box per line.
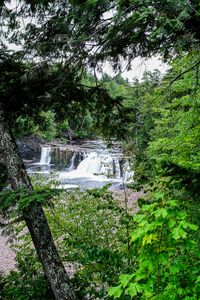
<box><xmin>2</xmin><ymin>1</ymin><xmax>199</xmax><ymax>67</ymax></box>
<box><xmin>147</xmin><ymin>53</ymin><xmax>200</xmax><ymax>195</ymax></box>
<box><xmin>0</xmin><ymin>56</ymin><xmax>79</xmax><ymax>299</ymax></box>
<box><xmin>0</xmin><ymin>52</ymin><xmax>120</xmax><ymax>299</ymax></box>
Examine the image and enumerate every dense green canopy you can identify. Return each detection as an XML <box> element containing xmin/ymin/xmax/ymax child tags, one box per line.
<box><xmin>0</xmin><ymin>53</ymin><xmax>121</xmax><ymax>127</ymax></box>
<box><xmin>1</xmin><ymin>0</ymin><xmax>200</xmax><ymax>68</ymax></box>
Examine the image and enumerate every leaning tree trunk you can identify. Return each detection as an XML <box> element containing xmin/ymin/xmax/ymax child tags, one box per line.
<box><xmin>0</xmin><ymin>105</ymin><xmax>77</xmax><ymax>300</ymax></box>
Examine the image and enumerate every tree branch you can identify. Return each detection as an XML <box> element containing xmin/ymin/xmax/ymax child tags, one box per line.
<box><xmin>154</xmin><ymin>59</ymin><xmax>200</xmax><ymax>101</ymax></box>
<box><xmin>0</xmin><ymin>216</ymin><xmax>24</xmax><ymax>227</ymax></box>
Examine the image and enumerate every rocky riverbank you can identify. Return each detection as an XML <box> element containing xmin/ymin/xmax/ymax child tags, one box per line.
<box><xmin>0</xmin><ymin>229</ymin><xmax>16</xmax><ymax>274</ymax></box>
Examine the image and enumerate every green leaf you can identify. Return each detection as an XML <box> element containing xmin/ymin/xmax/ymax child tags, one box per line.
<box><xmin>167</xmin><ymin>200</ymin><xmax>178</xmax><ymax>207</ymax></box>
<box><xmin>108</xmin><ymin>285</ymin><xmax>123</xmax><ymax>298</ymax></box>
<box><xmin>154</xmin><ymin>208</ymin><xmax>168</xmax><ymax>218</ymax></box>
<box><xmin>168</xmin><ymin>219</ymin><xmax>176</xmax><ymax>228</ymax></box>
<box><xmin>119</xmin><ymin>274</ymin><xmax>134</xmax><ymax>288</ymax></box>
<box><xmin>170</xmin><ymin>265</ymin><xmax>180</xmax><ymax>274</ymax></box>
<box><xmin>187</xmin><ymin>223</ymin><xmax>198</xmax><ymax>231</ymax></box>
<box><xmin>142</xmin><ymin>234</ymin><xmax>157</xmax><ymax>246</ymax></box>
<box><xmin>154</xmin><ymin>192</ymin><xmax>164</xmax><ymax>200</ymax></box>
<box><xmin>180</xmin><ymin>220</ymin><xmax>189</xmax><ymax>229</ymax></box>
<box><xmin>172</xmin><ymin>227</ymin><xmax>187</xmax><ymax>240</ymax></box>
<box><xmin>195</xmin><ymin>276</ymin><xmax>200</xmax><ymax>283</ymax></box>
<box><xmin>134</xmin><ymin>214</ymin><xmax>145</xmax><ymax>222</ymax></box>
<box><xmin>126</xmin><ymin>282</ymin><xmax>142</xmax><ymax>297</ymax></box>
<box><xmin>130</xmin><ymin>228</ymin><xmax>145</xmax><ymax>242</ymax></box>
<box><xmin>135</xmin><ymin>272</ymin><xmax>146</xmax><ymax>282</ymax></box>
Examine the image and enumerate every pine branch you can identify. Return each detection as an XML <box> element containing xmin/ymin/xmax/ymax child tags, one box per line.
<box><xmin>154</xmin><ymin>59</ymin><xmax>200</xmax><ymax>101</ymax></box>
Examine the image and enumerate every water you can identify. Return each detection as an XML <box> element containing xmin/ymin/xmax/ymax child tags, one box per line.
<box><xmin>25</xmin><ymin>141</ymin><xmax>134</xmax><ymax>190</ymax></box>
<box><xmin>74</xmin><ymin>152</ymin><xmax>119</xmax><ymax>177</ymax></box>
<box><xmin>67</xmin><ymin>152</ymin><xmax>76</xmax><ymax>170</ymax></box>
<box><xmin>39</xmin><ymin>146</ymin><xmax>51</xmax><ymax>165</ymax></box>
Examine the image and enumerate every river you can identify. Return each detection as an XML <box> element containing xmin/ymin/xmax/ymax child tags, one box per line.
<box><xmin>18</xmin><ymin>139</ymin><xmax>134</xmax><ymax>190</ymax></box>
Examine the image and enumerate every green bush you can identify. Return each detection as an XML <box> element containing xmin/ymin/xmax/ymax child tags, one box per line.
<box><xmin>108</xmin><ymin>191</ymin><xmax>200</xmax><ymax>299</ymax></box>
<box><xmin>0</xmin><ymin>186</ymin><xmax>132</xmax><ymax>300</ymax></box>
<box><xmin>46</xmin><ymin>186</ymin><xmax>132</xmax><ymax>299</ymax></box>
<box><xmin>13</xmin><ymin>116</ymin><xmax>39</xmax><ymax>138</ymax></box>
<box><xmin>13</xmin><ymin>110</ymin><xmax>57</xmax><ymax>140</ymax></box>
<box><xmin>38</xmin><ymin>110</ymin><xmax>57</xmax><ymax>140</ymax></box>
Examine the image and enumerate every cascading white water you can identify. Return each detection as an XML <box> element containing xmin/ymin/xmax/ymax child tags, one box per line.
<box><xmin>39</xmin><ymin>146</ymin><xmax>51</xmax><ymax>165</ymax></box>
<box><xmin>76</xmin><ymin>152</ymin><xmax>101</xmax><ymax>175</ymax></box>
<box><xmin>68</xmin><ymin>152</ymin><xmax>76</xmax><ymax>170</ymax></box>
<box><xmin>98</xmin><ymin>155</ymin><xmax>116</xmax><ymax>177</ymax></box>
<box><xmin>121</xmin><ymin>161</ymin><xmax>134</xmax><ymax>183</ymax></box>
<box><xmin>113</xmin><ymin>158</ymin><xmax>121</xmax><ymax>179</ymax></box>
<box><xmin>26</xmin><ymin>142</ymin><xmax>134</xmax><ymax>189</ymax></box>
<box><xmin>64</xmin><ymin>152</ymin><xmax>121</xmax><ymax>178</ymax></box>
<box><xmin>74</xmin><ymin>152</ymin><xmax>133</xmax><ymax>181</ymax></box>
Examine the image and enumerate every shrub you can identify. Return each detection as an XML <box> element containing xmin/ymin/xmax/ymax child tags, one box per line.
<box><xmin>46</xmin><ymin>186</ymin><xmax>132</xmax><ymax>299</ymax></box>
<box><xmin>108</xmin><ymin>192</ymin><xmax>200</xmax><ymax>299</ymax></box>
<box><xmin>0</xmin><ymin>186</ymin><xmax>132</xmax><ymax>300</ymax></box>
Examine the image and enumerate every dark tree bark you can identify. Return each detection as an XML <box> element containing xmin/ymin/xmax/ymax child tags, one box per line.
<box><xmin>0</xmin><ymin>105</ymin><xmax>77</xmax><ymax>300</ymax></box>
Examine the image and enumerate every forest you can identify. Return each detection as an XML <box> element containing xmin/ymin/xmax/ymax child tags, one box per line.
<box><xmin>0</xmin><ymin>0</ymin><xmax>200</xmax><ymax>299</ymax></box>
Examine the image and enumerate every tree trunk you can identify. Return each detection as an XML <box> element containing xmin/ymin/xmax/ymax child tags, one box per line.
<box><xmin>0</xmin><ymin>105</ymin><xmax>78</xmax><ymax>300</ymax></box>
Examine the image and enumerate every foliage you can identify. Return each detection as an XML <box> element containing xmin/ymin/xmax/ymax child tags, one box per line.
<box><xmin>13</xmin><ymin>116</ymin><xmax>40</xmax><ymax>138</ymax></box>
<box><xmin>0</xmin><ymin>188</ymin><xmax>60</xmax><ymax>213</ymax></box>
<box><xmin>0</xmin><ymin>185</ymin><xmax>132</xmax><ymax>300</ymax></box>
<box><xmin>0</xmin><ymin>239</ymin><xmax>53</xmax><ymax>300</ymax></box>
<box><xmin>145</xmin><ymin>53</ymin><xmax>200</xmax><ymax>194</ymax></box>
<box><xmin>46</xmin><ymin>186</ymin><xmax>132</xmax><ymax>299</ymax></box>
<box><xmin>9</xmin><ymin>70</ymin><xmax>154</xmax><ymax>141</ymax></box>
<box><xmin>107</xmin><ymin>53</ymin><xmax>200</xmax><ymax>299</ymax></box>
<box><xmin>13</xmin><ymin>110</ymin><xmax>57</xmax><ymax>140</ymax></box>
<box><xmin>37</xmin><ymin>110</ymin><xmax>57</xmax><ymax>140</ymax></box>
<box><xmin>0</xmin><ymin>179</ymin><xmax>61</xmax><ymax>299</ymax></box>
<box><xmin>108</xmin><ymin>191</ymin><xmax>200</xmax><ymax>299</ymax></box>
<box><xmin>13</xmin><ymin>110</ymin><xmax>58</xmax><ymax>140</ymax></box>
<box><xmin>1</xmin><ymin>55</ymin><xmax>127</xmax><ymax>141</ymax></box>
<box><xmin>2</xmin><ymin>0</ymin><xmax>200</xmax><ymax>66</ymax></box>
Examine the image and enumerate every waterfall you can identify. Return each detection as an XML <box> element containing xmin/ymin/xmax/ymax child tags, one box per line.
<box><xmin>68</xmin><ymin>152</ymin><xmax>76</xmax><ymax>170</ymax></box>
<box><xmin>26</xmin><ymin>140</ymin><xmax>134</xmax><ymax>190</ymax></box>
<box><xmin>39</xmin><ymin>146</ymin><xmax>51</xmax><ymax>165</ymax></box>
<box><xmin>122</xmin><ymin>161</ymin><xmax>134</xmax><ymax>182</ymax></box>
<box><xmin>99</xmin><ymin>155</ymin><xmax>115</xmax><ymax>177</ymax></box>
<box><xmin>75</xmin><ymin>152</ymin><xmax>121</xmax><ymax>178</ymax></box>
<box><xmin>113</xmin><ymin>158</ymin><xmax>121</xmax><ymax>178</ymax></box>
<box><xmin>58</xmin><ymin>150</ymin><xmax>134</xmax><ymax>189</ymax></box>
<box><xmin>76</xmin><ymin>152</ymin><xmax>101</xmax><ymax>175</ymax></box>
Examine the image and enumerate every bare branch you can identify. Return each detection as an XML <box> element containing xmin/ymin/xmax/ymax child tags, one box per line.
<box><xmin>0</xmin><ymin>216</ymin><xmax>24</xmax><ymax>227</ymax></box>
